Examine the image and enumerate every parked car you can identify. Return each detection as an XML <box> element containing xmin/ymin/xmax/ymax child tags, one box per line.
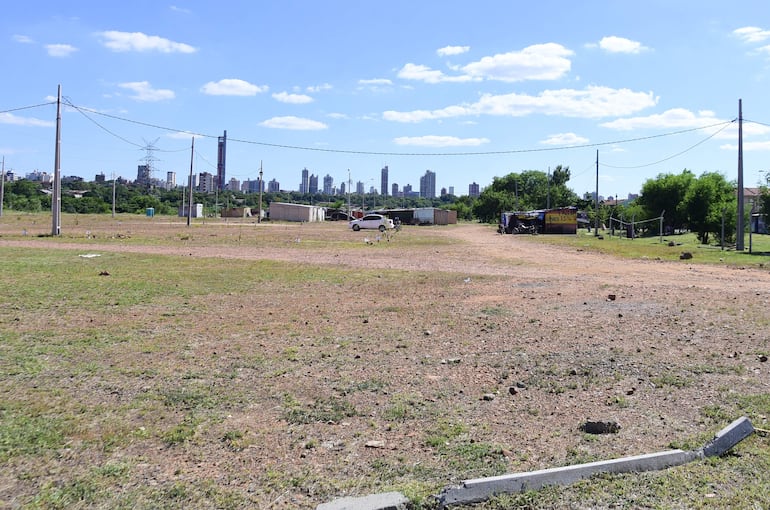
<box><xmin>349</xmin><ymin>214</ymin><xmax>394</xmax><ymax>232</ymax></box>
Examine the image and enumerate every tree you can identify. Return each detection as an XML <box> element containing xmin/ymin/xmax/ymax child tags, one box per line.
<box><xmin>683</xmin><ymin>172</ymin><xmax>735</xmax><ymax>244</ymax></box>
<box><xmin>637</xmin><ymin>170</ymin><xmax>695</xmax><ymax>234</ymax></box>
<box><xmin>472</xmin><ymin>190</ymin><xmax>516</xmax><ymax>223</ymax></box>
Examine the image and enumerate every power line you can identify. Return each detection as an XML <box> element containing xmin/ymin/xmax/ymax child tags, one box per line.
<box><xmin>0</xmin><ymin>102</ymin><xmax>56</xmax><ymax>114</ymax></box>
<box><xmin>600</xmin><ymin>120</ymin><xmax>734</xmax><ymax>169</ymax></box>
<box><xmin>60</xmin><ymin>100</ymin><xmax>737</xmax><ymax>157</ymax></box>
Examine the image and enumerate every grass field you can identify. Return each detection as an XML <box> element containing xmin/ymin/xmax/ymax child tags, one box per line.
<box><xmin>1</xmin><ymin>212</ymin><xmax>769</xmax><ymax>509</ymax></box>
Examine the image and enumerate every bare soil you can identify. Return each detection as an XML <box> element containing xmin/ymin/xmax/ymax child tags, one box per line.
<box><xmin>2</xmin><ymin>219</ymin><xmax>770</xmax><ymax>508</ymax></box>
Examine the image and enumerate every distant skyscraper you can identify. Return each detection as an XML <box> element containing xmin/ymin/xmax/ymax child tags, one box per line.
<box><xmin>323</xmin><ymin>174</ymin><xmax>333</xmax><ymax>194</ymax></box>
<box><xmin>420</xmin><ymin>170</ymin><xmax>436</xmax><ymax>198</ymax></box>
<box><xmin>216</xmin><ymin>130</ymin><xmax>227</xmax><ymax>191</ymax></box>
<box><xmin>356</xmin><ymin>181</ymin><xmax>364</xmax><ymax>194</ymax></box>
<box><xmin>167</xmin><ymin>171</ymin><xmax>176</xmax><ymax>190</ymax></box>
<box><xmin>197</xmin><ymin>172</ymin><xmax>215</xmax><ymax>193</ymax></box>
<box><xmin>448</xmin><ymin>186</ymin><xmax>455</xmax><ymax>196</ymax></box>
<box><xmin>136</xmin><ymin>164</ymin><xmax>150</xmax><ymax>185</ymax></box>
<box><xmin>268</xmin><ymin>178</ymin><xmax>280</xmax><ymax>192</ymax></box>
<box><xmin>381</xmin><ymin>165</ymin><xmax>389</xmax><ymax>197</ymax></box>
<box><xmin>469</xmin><ymin>182</ymin><xmax>480</xmax><ymax>197</ymax></box>
<box><xmin>309</xmin><ymin>174</ymin><xmax>319</xmax><ymax>194</ymax></box>
<box><xmin>392</xmin><ymin>183</ymin><xmax>399</xmax><ymax>196</ymax></box>
<box><xmin>340</xmin><ymin>181</ymin><xmax>346</xmax><ymax>195</ymax></box>
<box><xmin>300</xmin><ymin>167</ymin><xmax>309</xmax><ymax>193</ymax></box>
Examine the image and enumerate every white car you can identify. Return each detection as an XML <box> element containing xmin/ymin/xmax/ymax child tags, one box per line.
<box><xmin>349</xmin><ymin>214</ymin><xmax>395</xmax><ymax>232</ymax></box>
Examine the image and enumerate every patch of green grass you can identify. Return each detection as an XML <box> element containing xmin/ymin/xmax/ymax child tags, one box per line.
<box><xmin>651</xmin><ymin>372</ymin><xmax>692</xmax><ymax>389</ymax></box>
<box><xmin>523</xmin><ymin>230</ymin><xmax>770</xmax><ymax>267</ymax></box>
<box><xmin>0</xmin><ymin>408</ymin><xmax>67</xmax><ymax>461</ymax></box>
<box><xmin>425</xmin><ymin>420</ymin><xmax>467</xmax><ymax>448</ymax></box>
<box><xmin>282</xmin><ymin>394</ymin><xmax>357</xmax><ymax>424</ymax></box>
<box><xmin>163</xmin><ymin>414</ymin><xmax>201</xmax><ymax>445</ymax></box>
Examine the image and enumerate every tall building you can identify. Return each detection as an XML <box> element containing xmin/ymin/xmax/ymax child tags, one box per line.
<box><xmin>340</xmin><ymin>181</ymin><xmax>346</xmax><ymax>195</ymax></box>
<box><xmin>356</xmin><ymin>181</ymin><xmax>364</xmax><ymax>194</ymax></box>
<box><xmin>197</xmin><ymin>172</ymin><xmax>215</xmax><ymax>193</ymax></box>
<box><xmin>448</xmin><ymin>186</ymin><xmax>455</xmax><ymax>196</ymax></box>
<box><xmin>392</xmin><ymin>183</ymin><xmax>399</xmax><ymax>196</ymax></box>
<box><xmin>380</xmin><ymin>165</ymin><xmax>389</xmax><ymax>197</ymax></box>
<box><xmin>420</xmin><ymin>170</ymin><xmax>436</xmax><ymax>198</ymax></box>
<box><xmin>469</xmin><ymin>182</ymin><xmax>480</xmax><ymax>197</ymax></box>
<box><xmin>228</xmin><ymin>177</ymin><xmax>240</xmax><ymax>191</ymax></box>
<box><xmin>217</xmin><ymin>130</ymin><xmax>227</xmax><ymax>192</ymax></box>
<box><xmin>268</xmin><ymin>178</ymin><xmax>280</xmax><ymax>192</ymax></box>
<box><xmin>300</xmin><ymin>168</ymin><xmax>309</xmax><ymax>193</ymax></box>
<box><xmin>136</xmin><ymin>165</ymin><xmax>151</xmax><ymax>186</ymax></box>
<box><xmin>323</xmin><ymin>174</ymin><xmax>333</xmax><ymax>195</ymax></box>
<box><xmin>166</xmin><ymin>171</ymin><xmax>176</xmax><ymax>190</ymax></box>
<box><xmin>309</xmin><ymin>174</ymin><xmax>319</xmax><ymax>194</ymax></box>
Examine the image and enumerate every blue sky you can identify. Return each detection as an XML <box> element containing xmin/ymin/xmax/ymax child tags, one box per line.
<box><xmin>2</xmin><ymin>1</ymin><xmax>770</xmax><ymax>199</ymax></box>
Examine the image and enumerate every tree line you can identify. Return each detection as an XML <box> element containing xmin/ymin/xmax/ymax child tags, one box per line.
<box><xmin>3</xmin><ymin>167</ymin><xmax>767</xmax><ymax>245</ymax></box>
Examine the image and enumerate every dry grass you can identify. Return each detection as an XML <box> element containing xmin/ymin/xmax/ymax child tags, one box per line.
<box><xmin>1</xmin><ymin>214</ymin><xmax>769</xmax><ymax>509</ymax></box>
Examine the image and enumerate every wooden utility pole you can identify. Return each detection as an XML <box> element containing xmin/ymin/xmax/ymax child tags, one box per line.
<box><xmin>52</xmin><ymin>85</ymin><xmax>62</xmax><ymax>236</ymax></box>
<box><xmin>594</xmin><ymin>150</ymin><xmax>599</xmax><ymax>236</ymax></box>
<box><xmin>111</xmin><ymin>172</ymin><xmax>116</xmax><ymax>218</ymax></box>
<box><xmin>0</xmin><ymin>156</ymin><xmax>5</xmax><ymax>218</ymax></box>
<box><xmin>736</xmin><ymin>99</ymin><xmax>745</xmax><ymax>251</ymax></box>
<box><xmin>187</xmin><ymin>137</ymin><xmax>194</xmax><ymax>227</ymax></box>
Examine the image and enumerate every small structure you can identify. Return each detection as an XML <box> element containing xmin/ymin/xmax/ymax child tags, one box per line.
<box><xmin>269</xmin><ymin>202</ymin><xmax>326</xmax><ymax>222</ymax></box>
<box><xmin>501</xmin><ymin>207</ymin><xmax>577</xmax><ymax>234</ymax></box>
<box><xmin>179</xmin><ymin>203</ymin><xmax>204</xmax><ymax>218</ymax></box>
<box><xmin>221</xmin><ymin>207</ymin><xmax>252</xmax><ymax>218</ymax></box>
<box><xmin>375</xmin><ymin>207</ymin><xmax>457</xmax><ymax>225</ymax></box>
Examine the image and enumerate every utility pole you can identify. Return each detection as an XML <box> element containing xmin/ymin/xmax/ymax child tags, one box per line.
<box><xmin>347</xmin><ymin>169</ymin><xmax>351</xmax><ymax>220</ymax></box>
<box><xmin>0</xmin><ymin>156</ymin><xmax>5</xmax><ymax>218</ymax></box>
<box><xmin>736</xmin><ymin>99</ymin><xmax>745</xmax><ymax>251</ymax></box>
<box><xmin>52</xmin><ymin>85</ymin><xmax>62</xmax><ymax>236</ymax></box>
<box><xmin>594</xmin><ymin>150</ymin><xmax>599</xmax><ymax>236</ymax></box>
<box><xmin>258</xmin><ymin>161</ymin><xmax>263</xmax><ymax>223</ymax></box>
<box><xmin>187</xmin><ymin>137</ymin><xmax>194</xmax><ymax>227</ymax></box>
<box><xmin>111</xmin><ymin>172</ymin><xmax>116</xmax><ymax>218</ymax></box>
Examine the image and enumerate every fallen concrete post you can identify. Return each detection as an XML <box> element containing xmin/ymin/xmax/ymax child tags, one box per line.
<box><xmin>438</xmin><ymin>416</ymin><xmax>754</xmax><ymax>508</ymax></box>
<box><xmin>700</xmin><ymin>416</ymin><xmax>754</xmax><ymax>458</ymax></box>
<box><xmin>439</xmin><ymin>450</ymin><xmax>698</xmax><ymax>507</ymax></box>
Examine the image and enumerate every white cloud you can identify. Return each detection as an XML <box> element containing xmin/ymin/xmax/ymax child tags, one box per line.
<box><xmin>119</xmin><ymin>81</ymin><xmax>175</xmax><ymax>101</ymax></box>
<box><xmin>600</xmin><ymin>108</ymin><xmax>723</xmax><ymax>130</ymax></box>
<box><xmin>0</xmin><ymin>112</ymin><xmax>54</xmax><ymax>127</ymax></box>
<box><xmin>437</xmin><ymin>45</ymin><xmax>470</xmax><ymax>57</ymax></box>
<box><xmin>200</xmin><ymin>79</ymin><xmax>267</xmax><ymax>96</ymax></box>
<box><xmin>541</xmin><ymin>132</ymin><xmax>589</xmax><ymax>146</ymax></box>
<box><xmin>461</xmin><ymin>43</ymin><xmax>574</xmax><ymax>82</ymax></box>
<box><xmin>260</xmin><ymin>116</ymin><xmax>328</xmax><ymax>130</ymax></box>
<box><xmin>734</xmin><ymin>26</ymin><xmax>770</xmax><ymax>43</ymax></box>
<box><xmin>720</xmin><ymin>140</ymin><xmax>770</xmax><ymax>151</ymax></box>
<box><xmin>358</xmin><ymin>78</ymin><xmax>393</xmax><ymax>86</ymax></box>
<box><xmin>46</xmin><ymin>43</ymin><xmax>78</xmax><ymax>57</ymax></box>
<box><xmin>397</xmin><ymin>63</ymin><xmax>475</xmax><ymax>83</ymax></box>
<box><xmin>383</xmin><ymin>86</ymin><xmax>656</xmax><ymax>123</ymax></box>
<box><xmin>169</xmin><ymin>5</ymin><xmax>191</xmax><ymax>14</ymax></box>
<box><xmin>306</xmin><ymin>83</ymin><xmax>332</xmax><ymax>93</ymax></box>
<box><xmin>98</xmin><ymin>30</ymin><xmax>196</xmax><ymax>53</ymax></box>
<box><xmin>598</xmin><ymin>36</ymin><xmax>648</xmax><ymax>54</ymax></box>
<box><xmin>393</xmin><ymin>135</ymin><xmax>490</xmax><ymax>147</ymax></box>
<box><xmin>13</xmin><ymin>34</ymin><xmax>34</xmax><ymax>43</ymax></box>
<box><xmin>166</xmin><ymin>131</ymin><xmax>198</xmax><ymax>140</ymax></box>
<box><xmin>327</xmin><ymin>112</ymin><xmax>349</xmax><ymax>119</ymax></box>
<box><xmin>273</xmin><ymin>91</ymin><xmax>313</xmax><ymax>104</ymax></box>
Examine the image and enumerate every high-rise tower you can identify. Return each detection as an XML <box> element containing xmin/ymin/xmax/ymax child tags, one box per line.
<box><xmin>216</xmin><ymin>130</ymin><xmax>227</xmax><ymax>191</ymax></box>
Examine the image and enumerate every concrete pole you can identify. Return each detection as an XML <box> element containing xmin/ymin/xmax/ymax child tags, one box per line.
<box><xmin>51</xmin><ymin>85</ymin><xmax>62</xmax><ymax>236</ymax></box>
